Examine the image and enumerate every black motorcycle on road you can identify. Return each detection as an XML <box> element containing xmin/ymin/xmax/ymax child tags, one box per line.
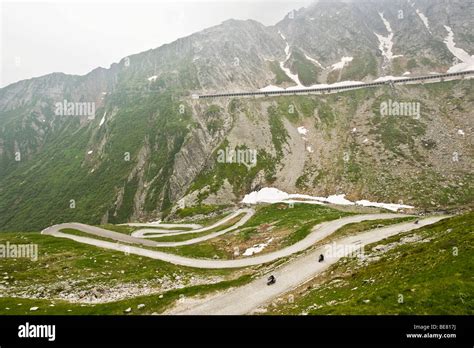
<box><xmin>267</xmin><ymin>275</ymin><xmax>276</xmax><ymax>286</ymax></box>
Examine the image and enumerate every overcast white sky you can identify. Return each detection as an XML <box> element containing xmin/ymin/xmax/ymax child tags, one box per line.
<box><xmin>0</xmin><ymin>0</ymin><xmax>314</xmax><ymax>87</ymax></box>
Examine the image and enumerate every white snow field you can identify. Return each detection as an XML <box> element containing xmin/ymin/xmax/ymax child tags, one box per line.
<box><xmin>375</xmin><ymin>12</ymin><xmax>403</xmax><ymax>62</ymax></box>
<box><xmin>443</xmin><ymin>25</ymin><xmax>474</xmax><ymax>73</ymax></box>
<box><xmin>243</xmin><ymin>238</ymin><xmax>273</xmax><ymax>256</ymax></box>
<box><xmin>242</xmin><ymin>187</ymin><xmax>414</xmax><ymax>212</ymax></box>
<box><xmin>331</xmin><ymin>56</ymin><xmax>353</xmax><ymax>70</ymax></box>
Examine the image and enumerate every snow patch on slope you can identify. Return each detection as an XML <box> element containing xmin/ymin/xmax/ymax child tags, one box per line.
<box><xmin>280</xmin><ymin>62</ymin><xmax>303</xmax><ymax>86</ymax></box>
<box><xmin>325</xmin><ymin>194</ymin><xmax>355</xmax><ymax>205</ymax></box>
<box><xmin>260</xmin><ymin>85</ymin><xmax>284</xmax><ymax>92</ymax></box>
<box><xmin>304</xmin><ymin>54</ymin><xmax>325</xmax><ymax>69</ymax></box>
<box><xmin>242</xmin><ymin>187</ymin><xmax>288</xmax><ymax>204</ymax></box>
<box><xmin>416</xmin><ymin>9</ymin><xmax>431</xmax><ymax>34</ymax></box>
<box><xmin>259</xmin><ymin>80</ymin><xmax>365</xmax><ymax>92</ymax></box>
<box><xmin>278</xmin><ymin>31</ymin><xmax>304</xmax><ymax>87</ymax></box>
<box><xmin>285</xmin><ymin>80</ymin><xmax>364</xmax><ymax>91</ymax></box>
<box><xmin>243</xmin><ymin>238</ymin><xmax>273</xmax><ymax>256</ymax></box>
<box><xmin>443</xmin><ymin>25</ymin><xmax>474</xmax><ymax>73</ymax></box>
<box><xmin>297</xmin><ymin>126</ymin><xmax>308</xmax><ymax>135</ymax></box>
<box><xmin>356</xmin><ymin>200</ymin><xmax>414</xmax><ymax>211</ymax></box>
<box><xmin>242</xmin><ymin>187</ymin><xmax>414</xmax><ymax>212</ymax></box>
<box><xmin>373</xmin><ymin>75</ymin><xmax>409</xmax><ymax>82</ymax></box>
<box><xmin>331</xmin><ymin>56</ymin><xmax>353</xmax><ymax>70</ymax></box>
<box><xmin>258</xmin><ymin>67</ymin><xmax>461</xmax><ymax>93</ymax></box>
<box><xmin>443</xmin><ymin>26</ymin><xmax>473</xmax><ymax>62</ymax></box>
<box><xmin>375</xmin><ymin>12</ymin><xmax>402</xmax><ymax>62</ymax></box>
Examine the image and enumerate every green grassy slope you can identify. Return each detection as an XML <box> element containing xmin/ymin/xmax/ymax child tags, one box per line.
<box><xmin>266</xmin><ymin>212</ymin><xmax>474</xmax><ymax>315</ymax></box>
<box><xmin>160</xmin><ymin>203</ymin><xmax>353</xmax><ymax>259</ymax></box>
<box><xmin>0</xmin><ymin>92</ymin><xmax>191</xmax><ymax>231</ymax></box>
<box><xmin>0</xmin><ymin>275</ymin><xmax>251</xmax><ymax>315</ymax></box>
<box><xmin>0</xmin><ymin>230</ymin><xmax>249</xmax><ymax>314</ymax></box>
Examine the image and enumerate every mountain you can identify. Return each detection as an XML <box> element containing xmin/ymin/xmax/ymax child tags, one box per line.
<box><xmin>0</xmin><ymin>0</ymin><xmax>473</xmax><ymax>231</ymax></box>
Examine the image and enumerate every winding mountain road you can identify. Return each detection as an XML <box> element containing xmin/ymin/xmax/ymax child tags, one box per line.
<box><xmin>172</xmin><ymin>216</ymin><xmax>447</xmax><ymax>314</ymax></box>
<box><xmin>42</xmin><ymin>213</ymin><xmax>421</xmax><ymax>269</ymax></box>
<box><xmin>130</xmin><ymin>210</ymin><xmax>247</xmax><ymax>238</ymax></box>
<box><xmin>42</xmin><ymin>208</ymin><xmax>254</xmax><ymax>248</ymax></box>
<box><xmin>41</xmin><ymin>210</ymin><xmax>448</xmax><ymax>314</ymax></box>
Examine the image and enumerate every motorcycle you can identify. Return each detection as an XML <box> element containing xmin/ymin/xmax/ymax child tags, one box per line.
<box><xmin>267</xmin><ymin>275</ymin><xmax>276</xmax><ymax>286</ymax></box>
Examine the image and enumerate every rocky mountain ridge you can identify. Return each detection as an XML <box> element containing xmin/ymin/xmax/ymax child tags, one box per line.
<box><xmin>0</xmin><ymin>0</ymin><xmax>472</xmax><ymax>231</ymax></box>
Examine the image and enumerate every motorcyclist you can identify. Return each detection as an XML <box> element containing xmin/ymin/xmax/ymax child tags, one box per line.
<box><xmin>267</xmin><ymin>275</ymin><xmax>276</xmax><ymax>285</ymax></box>
<box><xmin>319</xmin><ymin>254</ymin><xmax>324</xmax><ymax>262</ymax></box>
